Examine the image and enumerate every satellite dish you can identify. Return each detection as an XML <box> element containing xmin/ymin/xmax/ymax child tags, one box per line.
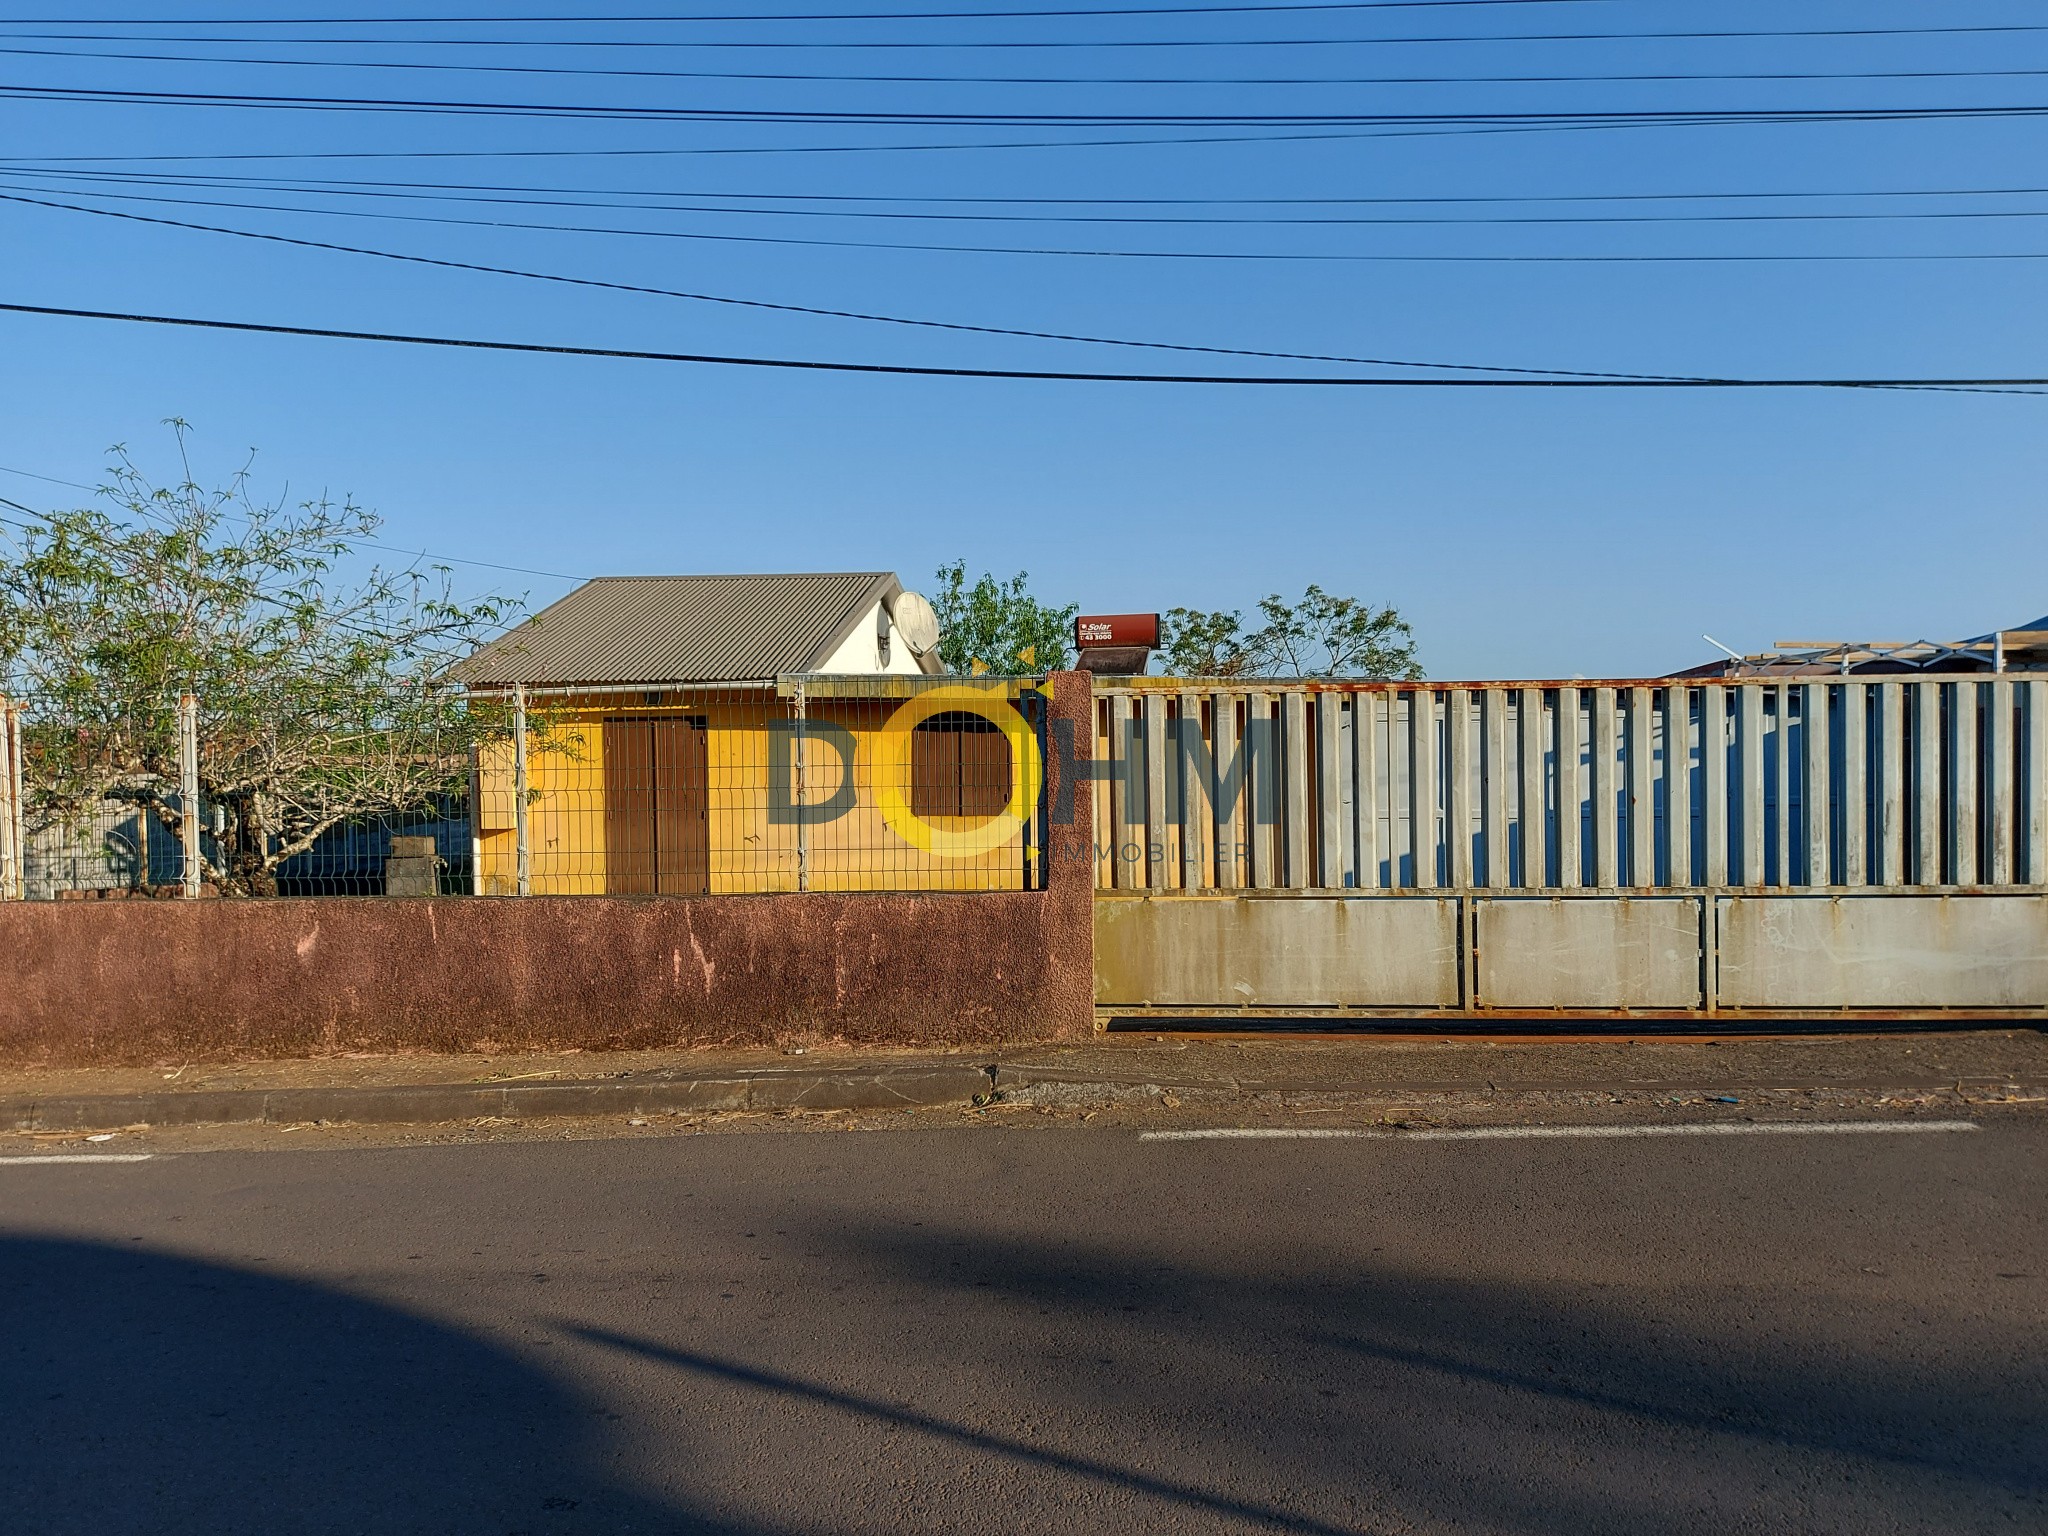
<box><xmin>890</xmin><ymin>589</ymin><xmax>941</xmax><ymax>657</ymax></box>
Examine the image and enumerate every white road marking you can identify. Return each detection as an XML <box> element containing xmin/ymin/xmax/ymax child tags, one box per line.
<box><xmin>1139</xmin><ymin>1121</ymin><xmax>1980</xmax><ymax>1143</ymax></box>
<box><xmin>0</xmin><ymin>1153</ymin><xmax>155</xmax><ymax>1165</ymax></box>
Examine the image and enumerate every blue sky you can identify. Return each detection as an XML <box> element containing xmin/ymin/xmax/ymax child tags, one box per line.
<box><xmin>2</xmin><ymin>0</ymin><xmax>2045</xmax><ymax>678</ymax></box>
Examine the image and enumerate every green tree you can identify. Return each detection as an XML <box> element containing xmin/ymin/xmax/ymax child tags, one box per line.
<box><xmin>1248</xmin><ymin>585</ymin><xmax>1422</xmax><ymax>678</ymax></box>
<box><xmin>0</xmin><ymin>424</ymin><xmax>520</xmax><ymax>895</ymax></box>
<box><xmin>1158</xmin><ymin>607</ymin><xmax>1256</xmax><ymax>677</ymax></box>
<box><xmin>1159</xmin><ymin>587</ymin><xmax>1421</xmax><ymax>679</ymax></box>
<box><xmin>930</xmin><ymin>560</ymin><xmax>1077</xmax><ymax>674</ymax></box>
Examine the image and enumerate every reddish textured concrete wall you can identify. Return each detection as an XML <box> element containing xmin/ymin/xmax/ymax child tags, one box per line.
<box><xmin>0</xmin><ymin>673</ymin><xmax>1094</xmax><ymax>1068</ymax></box>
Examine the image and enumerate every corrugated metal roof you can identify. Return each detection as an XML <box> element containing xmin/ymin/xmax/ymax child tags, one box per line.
<box><xmin>458</xmin><ymin>572</ymin><xmax>899</xmax><ymax>685</ymax></box>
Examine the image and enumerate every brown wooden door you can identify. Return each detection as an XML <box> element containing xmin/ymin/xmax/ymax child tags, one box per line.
<box><xmin>604</xmin><ymin>716</ymin><xmax>709</xmax><ymax>895</ymax></box>
<box><xmin>652</xmin><ymin>716</ymin><xmax>710</xmax><ymax>894</ymax></box>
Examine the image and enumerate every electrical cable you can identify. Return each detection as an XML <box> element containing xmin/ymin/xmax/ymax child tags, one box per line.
<box><xmin>18</xmin><ymin>167</ymin><xmax>2048</xmax><ymax>227</ymax></box>
<box><xmin>16</xmin><ymin>167</ymin><xmax>2048</xmax><ymax>207</ymax></box>
<box><xmin>15</xmin><ymin>83</ymin><xmax>2048</xmax><ymax>130</ymax></box>
<box><xmin>15</xmin><ymin>42</ymin><xmax>2048</xmax><ymax>90</ymax></box>
<box><xmin>16</xmin><ymin>175</ymin><xmax>2048</xmax><ymax>261</ymax></box>
<box><xmin>3</xmin><ymin>22</ymin><xmax>2043</xmax><ymax>51</ymax></box>
<box><xmin>0</xmin><ymin>3</ymin><xmax>1634</xmax><ymax>25</ymax></box>
<box><xmin>0</xmin><ymin>189</ymin><xmax>1701</xmax><ymax>379</ymax></box>
<box><xmin>6</xmin><ymin>301</ymin><xmax>2046</xmax><ymax>388</ymax></box>
<box><xmin>10</xmin><ymin>103</ymin><xmax>2019</xmax><ymax>163</ymax></box>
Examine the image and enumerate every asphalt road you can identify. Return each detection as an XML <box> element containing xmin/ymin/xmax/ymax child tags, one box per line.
<box><xmin>2</xmin><ymin>1118</ymin><xmax>2042</xmax><ymax>1535</ymax></box>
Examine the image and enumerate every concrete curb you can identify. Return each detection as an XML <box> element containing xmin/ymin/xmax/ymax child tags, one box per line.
<box><xmin>0</xmin><ymin>1065</ymin><xmax>1000</xmax><ymax>1133</ymax></box>
<box><xmin>6</xmin><ymin>1058</ymin><xmax>2041</xmax><ymax>1135</ymax></box>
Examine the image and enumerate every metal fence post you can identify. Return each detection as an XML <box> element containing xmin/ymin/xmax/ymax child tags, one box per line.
<box><xmin>512</xmin><ymin>682</ymin><xmax>531</xmax><ymax>897</ymax></box>
<box><xmin>0</xmin><ymin>698</ymin><xmax>18</xmax><ymax>900</ymax></box>
<box><xmin>8</xmin><ymin>703</ymin><xmax>23</xmax><ymax>901</ymax></box>
<box><xmin>467</xmin><ymin>743</ymin><xmax>484</xmax><ymax>897</ymax></box>
<box><xmin>178</xmin><ymin>692</ymin><xmax>202</xmax><ymax>898</ymax></box>
<box><xmin>793</xmin><ymin>681</ymin><xmax>809</xmax><ymax>893</ymax></box>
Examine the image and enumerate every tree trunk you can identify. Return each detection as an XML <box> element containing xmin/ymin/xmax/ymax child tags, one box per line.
<box><xmin>220</xmin><ymin>792</ymin><xmax>277</xmax><ymax>897</ymax></box>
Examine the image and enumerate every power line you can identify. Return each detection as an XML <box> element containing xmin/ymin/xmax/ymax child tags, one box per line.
<box><xmin>6</xmin><ymin>301</ymin><xmax>2047</xmax><ymax>389</ymax></box>
<box><xmin>19</xmin><ymin>167</ymin><xmax>2048</xmax><ymax>207</ymax></box>
<box><xmin>15</xmin><ymin>83</ymin><xmax>2048</xmax><ymax>130</ymax></box>
<box><xmin>23</xmin><ymin>89</ymin><xmax>2048</xmax><ymax>162</ymax></box>
<box><xmin>20</xmin><ymin>42</ymin><xmax>2048</xmax><ymax>90</ymax></box>
<box><xmin>18</xmin><ymin>176</ymin><xmax>2048</xmax><ymax>260</ymax></box>
<box><xmin>0</xmin><ymin>3</ymin><xmax>1629</xmax><ymax>24</ymax></box>
<box><xmin>4</xmin><ymin>21</ymin><xmax>2044</xmax><ymax>50</ymax></box>
<box><xmin>20</xmin><ymin>167</ymin><xmax>2048</xmax><ymax>227</ymax></box>
<box><xmin>0</xmin><ymin>189</ymin><xmax>1697</xmax><ymax>379</ymax></box>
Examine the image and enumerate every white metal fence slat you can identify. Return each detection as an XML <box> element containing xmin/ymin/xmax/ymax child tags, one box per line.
<box><xmin>1281</xmin><ymin>692</ymin><xmax>1310</xmax><ymax>889</ymax></box>
<box><xmin>1447</xmin><ymin>690</ymin><xmax>1474</xmax><ymax>888</ymax></box>
<box><xmin>1484</xmin><ymin>689</ymin><xmax>1509</xmax><ymax>889</ymax></box>
<box><xmin>1879</xmin><ymin>683</ymin><xmax>1904</xmax><ymax>887</ymax></box>
<box><xmin>1987</xmin><ymin>679</ymin><xmax>2014</xmax><ymax>886</ymax></box>
<box><xmin>1177</xmin><ymin>691</ymin><xmax>1207</xmax><ymax>891</ymax></box>
<box><xmin>1249</xmin><ymin>692</ymin><xmax>1279</xmax><ymax>888</ymax></box>
<box><xmin>1703</xmin><ymin>686</ymin><xmax>1729</xmax><ymax>887</ymax></box>
<box><xmin>1953</xmin><ymin>682</ymin><xmax>1978</xmax><ymax>886</ymax></box>
<box><xmin>1108</xmin><ymin>693</ymin><xmax>1137</xmax><ymax>889</ymax></box>
<box><xmin>1411</xmin><ymin>689</ymin><xmax>1439</xmax><ymax>890</ymax></box>
<box><xmin>1592</xmin><ymin>688</ymin><xmax>1618</xmax><ymax>888</ymax></box>
<box><xmin>1841</xmin><ymin>683</ymin><xmax>1867</xmax><ymax>887</ymax></box>
<box><xmin>1773</xmin><ymin>684</ymin><xmax>1793</xmax><ymax>887</ymax></box>
<box><xmin>1806</xmin><ymin>683</ymin><xmax>1831</xmax><ymax>886</ymax></box>
<box><xmin>1387</xmin><ymin>693</ymin><xmax>1412</xmax><ymax>886</ymax></box>
<box><xmin>1666</xmin><ymin>686</ymin><xmax>1691</xmax><ymax>887</ymax></box>
<box><xmin>1627</xmin><ymin>686</ymin><xmax>1654</xmax><ymax>888</ymax></box>
<box><xmin>2027</xmin><ymin>680</ymin><xmax>2048</xmax><ymax>886</ymax></box>
<box><xmin>1212</xmin><ymin>693</ymin><xmax>1244</xmax><ymax>890</ymax></box>
<box><xmin>1914</xmin><ymin>681</ymin><xmax>1941</xmax><ymax>885</ymax></box>
<box><xmin>1142</xmin><ymin>693</ymin><xmax>1169</xmax><ymax>890</ymax></box>
<box><xmin>1355</xmin><ymin>693</ymin><xmax>1380</xmax><ymax>889</ymax></box>
<box><xmin>1519</xmin><ymin>689</ymin><xmax>1547</xmax><ymax>889</ymax></box>
<box><xmin>1317</xmin><ymin>691</ymin><xmax>1345</xmax><ymax>888</ymax></box>
<box><xmin>1556</xmin><ymin>687</ymin><xmax>1581</xmax><ymax>889</ymax></box>
<box><xmin>1739</xmin><ymin>684</ymin><xmax>1765</xmax><ymax>887</ymax></box>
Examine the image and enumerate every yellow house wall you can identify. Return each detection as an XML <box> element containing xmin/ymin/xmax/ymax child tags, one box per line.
<box><xmin>475</xmin><ymin>695</ymin><xmax>1028</xmax><ymax>896</ymax></box>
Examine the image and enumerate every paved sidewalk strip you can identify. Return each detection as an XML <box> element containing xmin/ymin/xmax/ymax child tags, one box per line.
<box><xmin>3</xmin><ymin>1032</ymin><xmax>2041</xmax><ymax>1134</ymax></box>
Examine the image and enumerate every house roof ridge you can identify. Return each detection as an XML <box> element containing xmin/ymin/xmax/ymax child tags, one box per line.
<box><xmin>456</xmin><ymin>569</ymin><xmax>917</xmax><ymax>687</ymax></box>
<box><xmin>577</xmin><ymin>570</ymin><xmax>894</xmax><ymax>583</ymax></box>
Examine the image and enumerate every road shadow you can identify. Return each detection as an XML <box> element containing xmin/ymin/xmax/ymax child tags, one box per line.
<box><xmin>0</xmin><ymin>1234</ymin><xmax>763</xmax><ymax>1536</ymax></box>
<box><xmin>574</xmin><ymin>1215</ymin><xmax>2045</xmax><ymax>1535</ymax></box>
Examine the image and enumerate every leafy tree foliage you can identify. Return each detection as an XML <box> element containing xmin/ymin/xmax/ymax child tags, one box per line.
<box><xmin>0</xmin><ymin>424</ymin><xmax>519</xmax><ymax>895</ymax></box>
<box><xmin>931</xmin><ymin>560</ymin><xmax>1078</xmax><ymax>674</ymax></box>
<box><xmin>1157</xmin><ymin>606</ymin><xmax>1257</xmax><ymax>677</ymax></box>
<box><xmin>1160</xmin><ymin>586</ymin><xmax>1421</xmax><ymax>679</ymax></box>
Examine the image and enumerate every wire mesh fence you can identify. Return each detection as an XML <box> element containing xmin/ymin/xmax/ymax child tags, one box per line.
<box><xmin>0</xmin><ymin>676</ymin><xmax>1050</xmax><ymax>899</ymax></box>
<box><xmin>476</xmin><ymin>678</ymin><xmax>1045</xmax><ymax>896</ymax></box>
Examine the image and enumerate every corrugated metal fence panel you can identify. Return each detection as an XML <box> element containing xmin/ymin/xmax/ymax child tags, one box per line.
<box><xmin>1094</xmin><ymin>676</ymin><xmax>2045</xmax><ymax>894</ymax></box>
<box><xmin>2029</xmin><ymin>679</ymin><xmax>2048</xmax><ymax>884</ymax></box>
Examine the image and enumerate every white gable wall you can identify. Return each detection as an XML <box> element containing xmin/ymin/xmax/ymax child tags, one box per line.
<box><xmin>811</xmin><ymin>600</ymin><xmax>930</xmax><ymax>675</ymax></box>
